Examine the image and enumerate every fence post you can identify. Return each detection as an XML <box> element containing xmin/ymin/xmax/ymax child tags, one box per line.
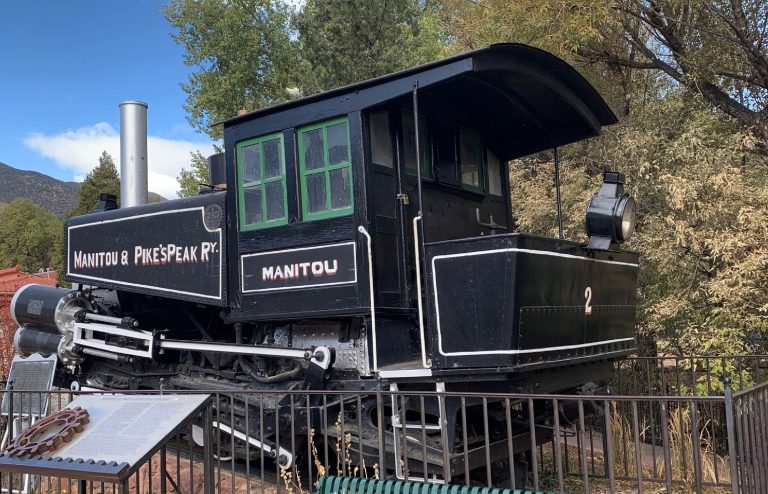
<box><xmin>724</xmin><ymin>378</ymin><xmax>740</xmax><ymax>493</ymax></box>
<box><xmin>439</xmin><ymin>388</ymin><xmax>451</xmax><ymax>483</ymax></box>
<box><xmin>6</xmin><ymin>382</ymin><xmax>12</xmax><ymax>494</ymax></box>
<box><xmin>376</xmin><ymin>389</ymin><xmax>386</xmax><ymax>478</ymax></box>
<box><xmin>203</xmin><ymin>402</ymin><xmax>214</xmax><ymax>494</ymax></box>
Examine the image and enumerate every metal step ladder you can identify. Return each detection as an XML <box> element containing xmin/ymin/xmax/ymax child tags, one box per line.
<box><xmin>389</xmin><ymin>382</ymin><xmax>449</xmax><ymax>483</ymax></box>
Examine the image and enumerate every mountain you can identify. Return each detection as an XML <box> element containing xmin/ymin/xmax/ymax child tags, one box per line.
<box><xmin>0</xmin><ymin>162</ymin><xmax>166</xmax><ymax>218</ymax></box>
<box><xmin>148</xmin><ymin>192</ymin><xmax>166</xmax><ymax>203</ymax></box>
<box><xmin>0</xmin><ymin>162</ymin><xmax>80</xmax><ymax>217</ymax></box>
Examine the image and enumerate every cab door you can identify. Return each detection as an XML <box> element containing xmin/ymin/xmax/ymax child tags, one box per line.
<box><xmin>367</xmin><ymin>109</ymin><xmax>411</xmax><ymax>308</ymax></box>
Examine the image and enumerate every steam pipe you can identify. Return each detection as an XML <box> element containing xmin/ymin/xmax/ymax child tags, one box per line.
<box><xmin>237</xmin><ymin>358</ymin><xmax>303</xmax><ymax>383</ymax></box>
<box><xmin>119</xmin><ymin>101</ymin><xmax>149</xmax><ymax>207</ymax></box>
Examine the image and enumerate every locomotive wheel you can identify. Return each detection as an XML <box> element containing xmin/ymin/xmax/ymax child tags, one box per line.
<box><xmin>5</xmin><ymin>407</ymin><xmax>90</xmax><ymax>458</ymax></box>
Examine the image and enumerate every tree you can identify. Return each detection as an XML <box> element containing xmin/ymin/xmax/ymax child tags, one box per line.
<box><xmin>165</xmin><ymin>0</ymin><xmax>445</xmax><ymax>138</ymax></box>
<box><xmin>442</xmin><ymin>0</ymin><xmax>768</xmax><ymax>148</ymax></box>
<box><xmin>437</xmin><ymin>0</ymin><xmax>637</xmax><ymax>117</ymax></box>
<box><xmin>177</xmin><ymin>150</ymin><xmax>210</xmax><ymax>198</ymax></box>
<box><xmin>294</xmin><ymin>0</ymin><xmax>445</xmax><ymax>91</ymax></box>
<box><xmin>67</xmin><ymin>151</ymin><xmax>120</xmax><ymax>217</ymax></box>
<box><xmin>165</xmin><ymin>0</ymin><xmax>305</xmax><ymax>138</ymax></box>
<box><xmin>0</xmin><ymin>199</ymin><xmax>63</xmax><ymax>274</ymax></box>
<box><xmin>576</xmin><ymin>1</ymin><xmax>768</xmax><ymax>150</ymax></box>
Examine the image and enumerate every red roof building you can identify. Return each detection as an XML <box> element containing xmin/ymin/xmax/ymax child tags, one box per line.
<box><xmin>0</xmin><ymin>267</ymin><xmax>58</xmax><ymax>375</ymax></box>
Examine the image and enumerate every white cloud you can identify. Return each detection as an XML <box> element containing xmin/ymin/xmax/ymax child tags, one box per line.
<box><xmin>23</xmin><ymin>123</ymin><xmax>215</xmax><ymax>199</ymax></box>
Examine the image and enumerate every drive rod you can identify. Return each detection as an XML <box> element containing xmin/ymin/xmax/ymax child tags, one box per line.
<box><xmin>158</xmin><ymin>339</ymin><xmax>312</xmax><ymax>359</ymax></box>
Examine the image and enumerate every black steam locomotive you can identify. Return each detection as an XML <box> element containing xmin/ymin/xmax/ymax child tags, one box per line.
<box><xmin>11</xmin><ymin>44</ymin><xmax>638</xmax><ymax>482</ymax></box>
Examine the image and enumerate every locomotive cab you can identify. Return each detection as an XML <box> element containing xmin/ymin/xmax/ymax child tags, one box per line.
<box><xmin>223</xmin><ymin>42</ymin><xmax>638</xmax><ymax>377</ymax></box>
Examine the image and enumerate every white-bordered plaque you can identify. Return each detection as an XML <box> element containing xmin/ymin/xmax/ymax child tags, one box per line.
<box><xmin>1</xmin><ymin>354</ymin><xmax>57</xmax><ymax>417</ymax></box>
<box><xmin>53</xmin><ymin>394</ymin><xmax>210</xmax><ymax>466</ymax></box>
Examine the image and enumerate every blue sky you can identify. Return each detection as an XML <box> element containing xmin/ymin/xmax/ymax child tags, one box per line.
<box><xmin>0</xmin><ymin>1</ymin><xmax>215</xmax><ymax>198</ymax></box>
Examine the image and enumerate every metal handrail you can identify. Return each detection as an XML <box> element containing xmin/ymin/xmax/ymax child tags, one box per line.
<box><xmin>357</xmin><ymin>226</ymin><xmax>378</xmax><ymax>373</ymax></box>
<box><xmin>413</xmin><ymin>215</ymin><xmax>429</xmax><ymax>369</ymax></box>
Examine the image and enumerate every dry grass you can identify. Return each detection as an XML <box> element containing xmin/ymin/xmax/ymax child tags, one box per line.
<box><xmin>539</xmin><ymin>404</ymin><xmax>732</xmax><ymax>494</ymax></box>
<box><xmin>277</xmin><ymin>413</ymin><xmax>380</xmax><ymax>494</ymax></box>
<box><xmin>655</xmin><ymin>407</ymin><xmax>730</xmax><ymax>488</ymax></box>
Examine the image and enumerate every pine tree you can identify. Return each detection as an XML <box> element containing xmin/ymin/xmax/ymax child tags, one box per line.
<box><xmin>67</xmin><ymin>151</ymin><xmax>120</xmax><ymax>217</ymax></box>
<box><xmin>177</xmin><ymin>150</ymin><xmax>211</xmax><ymax>198</ymax></box>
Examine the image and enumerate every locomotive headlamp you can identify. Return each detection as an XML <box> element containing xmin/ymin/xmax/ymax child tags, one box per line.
<box><xmin>586</xmin><ymin>171</ymin><xmax>637</xmax><ymax>250</ymax></box>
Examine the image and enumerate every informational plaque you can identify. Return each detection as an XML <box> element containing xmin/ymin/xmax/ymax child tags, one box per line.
<box><xmin>1</xmin><ymin>354</ymin><xmax>57</xmax><ymax>416</ymax></box>
<box><xmin>53</xmin><ymin>394</ymin><xmax>210</xmax><ymax>466</ymax></box>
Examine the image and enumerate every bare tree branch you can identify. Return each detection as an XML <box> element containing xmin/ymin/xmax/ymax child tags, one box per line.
<box><xmin>587</xmin><ymin>1</ymin><xmax>768</xmax><ymax>145</ymax></box>
<box><xmin>709</xmin><ymin>1</ymin><xmax>768</xmax><ymax>86</ymax></box>
<box><xmin>716</xmin><ymin>70</ymin><xmax>768</xmax><ymax>90</ymax></box>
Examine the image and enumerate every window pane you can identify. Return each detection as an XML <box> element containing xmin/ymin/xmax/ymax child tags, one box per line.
<box><xmin>434</xmin><ymin>122</ymin><xmax>457</xmax><ymax>184</ymax></box>
<box><xmin>370</xmin><ymin>111</ymin><xmax>392</xmax><ymax>167</ymax></box>
<box><xmin>402</xmin><ymin>114</ymin><xmax>417</xmax><ymax>171</ymax></box>
<box><xmin>243</xmin><ymin>186</ymin><xmax>263</xmax><ymax>225</ymax></box>
<box><xmin>299</xmin><ymin>118</ymin><xmax>353</xmax><ymax>220</ymax></box>
<box><xmin>303</xmin><ymin>129</ymin><xmax>324</xmax><ymax>170</ymax></box>
<box><xmin>306</xmin><ymin>173</ymin><xmax>327</xmax><ymax>213</ymax></box>
<box><xmin>402</xmin><ymin>113</ymin><xmax>429</xmax><ymax>177</ymax></box>
<box><xmin>487</xmin><ymin>150</ymin><xmax>503</xmax><ymax>195</ymax></box>
<box><xmin>329</xmin><ymin>168</ymin><xmax>351</xmax><ymax>209</ymax></box>
<box><xmin>327</xmin><ymin>122</ymin><xmax>349</xmax><ymax>165</ymax></box>
<box><xmin>238</xmin><ymin>133</ymin><xmax>288</xmax><ymax>229</ymax></box>
<box><xmin>460</xmin><ymin>130</ymin><xmax>482</xmax><ymax>189</ymax></box>
<box><xmin>265</xmin><ymin>181</ymin><xmax>284</xmax><ymax>220</ymax></box>
<box><xmin>263</xmin><ymin>138</ymin><xmax>282</xmax><ymax>179</ymax></box>
<box><xmin>242</xmin><ymin>145</ymin><xmax>261</xmax><ymax>183</ymax></box>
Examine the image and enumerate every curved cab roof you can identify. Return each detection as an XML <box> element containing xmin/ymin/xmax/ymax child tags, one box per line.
<box><xmin>224</xmin><ymin>43</ymin><xmax>617</xmax><ymax>161</ymax></box>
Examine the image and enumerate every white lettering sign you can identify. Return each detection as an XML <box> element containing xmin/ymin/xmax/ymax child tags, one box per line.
<box><xmin>73</xmin><ymin>242</ymin><xmax>218</xmax><ymax>269</ymax></box>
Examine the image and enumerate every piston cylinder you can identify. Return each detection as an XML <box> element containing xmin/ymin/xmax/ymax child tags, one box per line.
<box><xmin>13</xmin><ymin>327</ymin><xmax>62</xmax><ymax>358</ymax></box>
<box><xmin>11</xmin><ymin>284</ymin><xmax>91</xmax><ymax>334</ymax></box>
<box><xmin>10</xmin><ymin>284</ymin><xmax>91</xmax><ymax>364</ymax></box>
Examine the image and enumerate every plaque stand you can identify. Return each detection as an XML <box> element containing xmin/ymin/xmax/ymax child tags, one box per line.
<box><xmin>0</xmin><ymin>354</ymin><xmax>58</xmax><ymax>494</ymax></box>
<box><xmin>0</xmin><ymin>394</ymin><xmax>214</xmax><ymax>494</ymax></box>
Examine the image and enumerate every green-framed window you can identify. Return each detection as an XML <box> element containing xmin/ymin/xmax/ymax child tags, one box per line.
<box><xmin>402</xmin><ymin>111</ymin><xmax>431</xmax><ymax>179</ymax></box>
<box><xmin>298</xmin><ymin>117</ymin><xmax>353</xmax><ymax>220</ymax></box>
<box><xmin>236</xmin><ymin>133</ymin><xmax>288</xmax><ymax>231</ymax></box>
<box><xmin>460</xmin><ymin>128</ymin><xmax>483</xmax><ymax>191</ymax></box>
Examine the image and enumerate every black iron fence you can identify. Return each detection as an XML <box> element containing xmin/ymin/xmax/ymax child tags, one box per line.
<box><xmin>731</xmin><ymin>378</ymin><xmax>768</xmax><ymax>494</ymax></box>
<box><xmin>613</xmin><ymin>355</ymin><xmax>768</xmax><ymax>396</ymax></box>
<box><xmin>0</xmin><ymin>355</ymin><xmax>766</xmax><ymax>494</ymax></box>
